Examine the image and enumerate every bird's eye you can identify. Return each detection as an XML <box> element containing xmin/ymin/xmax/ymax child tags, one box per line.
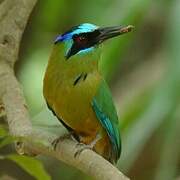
<box><xmin>74</xmin><ymin>36</ymin><xmax>87</xmax><ymax>45</ymax></box>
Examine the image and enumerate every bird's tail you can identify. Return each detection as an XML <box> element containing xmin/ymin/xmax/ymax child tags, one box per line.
<box><xmin>93</xmin><ymin>133</ymin><xmax>118</xmax><ymax>164</ymax></box>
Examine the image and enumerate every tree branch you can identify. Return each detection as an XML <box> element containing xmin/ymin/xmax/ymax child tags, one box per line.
<box><xmin>0</xmin><ymin>0</ymin><xmax>37</xmax><ymax>136</ymax></box>
<box><xmin>0</xmin><ymin>0</ymin><xmax>130</xmax><ymax>180</ymax></box>
<box><xmin>22</xmin><ymin>128</ymin><xmax>130</xmax><ymax>180</ymax></box>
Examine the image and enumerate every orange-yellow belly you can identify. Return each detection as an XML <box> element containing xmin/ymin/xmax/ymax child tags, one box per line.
<box><xmin>44</xmin><ymin>69</ymin><xmax>103</xmax><ymax>143</ymax></box>
<box><xmin>55</xmin><ymin>72</ymin><xmax>101</xmax><ymax>138</ymax></box>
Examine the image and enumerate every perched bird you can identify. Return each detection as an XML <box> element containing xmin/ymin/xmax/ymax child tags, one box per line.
<box><xmin>43</xmin><ymin>23</ymin><xmax>133</xmax><ymax>164</ymax></box>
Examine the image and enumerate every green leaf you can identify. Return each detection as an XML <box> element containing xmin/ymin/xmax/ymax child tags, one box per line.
<box><xmin>0</xmin><ymin>126</ymin><xmax>13</xmax><ymax>149</ymax></box>
<box><xmin>0</xmin><ymin>136</ymin><xmax>14</xmax><ymax>148</ymax></box>
<box><xmin>0</xmin><ymin>125</ymin><xmax>8</xmax><ymax>137</ymax></box>
<box><xmin>7</xmin><ymin>154</ymin><xmax>51</xmax><ymax>180</ymax></box>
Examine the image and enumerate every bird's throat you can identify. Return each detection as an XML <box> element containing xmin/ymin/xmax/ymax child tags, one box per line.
<box><xmin>44</xmin><ymin>43</ymin><xmax>101</xmax><ymax>90</ymax></box>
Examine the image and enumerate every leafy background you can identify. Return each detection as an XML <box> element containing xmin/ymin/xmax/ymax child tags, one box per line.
<box><xmin>0</xmin><ymin>0</ymin><xmax>180</xmax><ymax>179</ymax></box>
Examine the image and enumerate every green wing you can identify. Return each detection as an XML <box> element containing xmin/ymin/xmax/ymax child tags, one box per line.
<box><xmin>91</xmin><ymin>80</ymin><xmax>121</xmax><ymax>163</ymax></box>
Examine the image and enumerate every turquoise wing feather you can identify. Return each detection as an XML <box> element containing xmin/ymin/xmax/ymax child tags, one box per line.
<box><xmin>91</xmin><ymin>80</ymin><xmax>121</xmax><ymax>163</ymax></box>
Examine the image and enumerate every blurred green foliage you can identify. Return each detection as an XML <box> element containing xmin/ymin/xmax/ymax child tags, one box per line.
<box><xmin>0</xmin><ymin>126</ymin><xmax>51</xmax><ymax>179</ymax></box>
<box><xmin>7</xmin><ymin>154</ymin><xmax>51</xmax><ymax>180</ymax></box>
<box><xmin>0</xmin><ymin>0</ymin><xmax>179</xmax><ymax>180</ymax></box>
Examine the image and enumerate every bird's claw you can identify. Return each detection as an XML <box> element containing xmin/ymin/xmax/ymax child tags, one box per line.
<box><xmin>52</xmin><ymin>133</ymin><xmax>73</xmax><ymax>150</ymax></box>
<box><xmin>74</xmin><ymin>143</ymin><xmax>93</xmax><ymax>158</ymax></box>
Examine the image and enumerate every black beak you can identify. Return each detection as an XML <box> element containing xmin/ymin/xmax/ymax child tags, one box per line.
<box><xmin>97</xmin><ymin>25</ymin><xmax>134</xmax><ymax>43</ymax></box>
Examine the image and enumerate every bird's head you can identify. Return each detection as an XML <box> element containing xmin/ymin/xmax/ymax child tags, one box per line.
<box><xmin>55</xmin><ymin>23</ymin><xmax>134</xmax><ymax>59</ymax></box>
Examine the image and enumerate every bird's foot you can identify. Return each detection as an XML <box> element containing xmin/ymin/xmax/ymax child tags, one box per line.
<box><xmin>74</xmin><ymin>143</ymin><xmax>94</xmax><ymax>158</ymax></box>
<box><xmin>74</xmin><ymin>133</ymin><xmax>101</xmax><ymax>158</ymax></box>
<box><xmin>52</xmin><ymin>133</ymin><xmax>74</xmax><ymax>150</ymax></box>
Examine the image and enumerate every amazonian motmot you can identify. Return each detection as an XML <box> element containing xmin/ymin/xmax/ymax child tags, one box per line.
<box><xmin>43</xmin><ymin>23</ymin><xmax>133</xmax><ymax>164</ymax></box>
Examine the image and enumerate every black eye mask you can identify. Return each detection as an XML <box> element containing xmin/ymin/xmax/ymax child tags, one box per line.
<box><xmin>66</xmin><ymin>30</ymin><xmax>101</xmax><ymax>59</ymax></box>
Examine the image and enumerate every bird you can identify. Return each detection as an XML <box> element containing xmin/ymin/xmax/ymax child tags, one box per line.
<box><xmin>43</xmin><ymin>23</ymin><xmax>133</xmax><ymax>164</ymax></box>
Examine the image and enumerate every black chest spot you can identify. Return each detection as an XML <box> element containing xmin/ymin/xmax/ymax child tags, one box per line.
<box><xmin>73</xmin><ymin>73</ymin><xmax>88</xmax><ymax>86</ymax></box>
